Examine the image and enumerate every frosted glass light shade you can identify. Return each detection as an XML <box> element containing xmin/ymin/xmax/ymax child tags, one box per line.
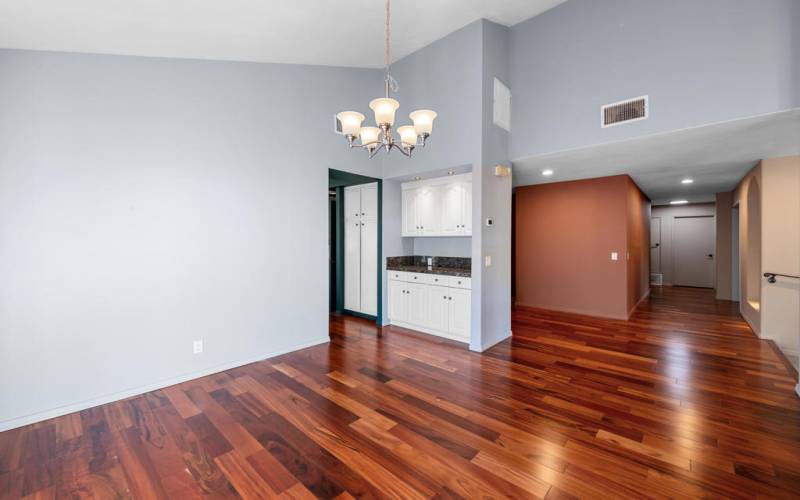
<box><xmin>397</xmin><ymin>126</ymin><xmax>417</xmax><ymax>147</ymax></box>
<box><xmin>336</xmin><ymin>111</ymin><xmax>365</xmax><ymax>136</ymax></box>
<box><xmin>359</xmin><ymin>127</ymin><xmax>380</xmax><ymax>148</ymax></box>
<box><xmin>409</xmin><ymin>109</ymin><xmax>437</xmax><ymax>135</ymax></box>
<box><xmin>369</xmin><ymin>98</ymin><xmax>400</xmax><ymax>126</ymax></box>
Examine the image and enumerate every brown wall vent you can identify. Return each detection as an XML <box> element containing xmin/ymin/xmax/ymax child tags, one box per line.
<box><xmin>601</xmin><ymin>95</ymin><xmax>648</xmax><ymax>128</ymax></box>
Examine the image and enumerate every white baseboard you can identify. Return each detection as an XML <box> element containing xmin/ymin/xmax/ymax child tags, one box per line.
<box><xmin>0</xmin><ymin>336</ymin><xmax>330</xmax><ymax>433</ymax></box>
<box><xmin>389</xmin><ymin>320</ymin><xmax>469</xmax><ymax>344</ymax></box>
<box><xmin>477</xmin><ymin>330</ymin><xmax>512</xmax><ymax>352</ymax></box>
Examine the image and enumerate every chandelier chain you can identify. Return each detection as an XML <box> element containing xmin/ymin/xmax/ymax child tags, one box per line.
<box><xmin>385</xmin><ymin>0</ymin><xmax>398</xmax><ymax>94</ymax></box>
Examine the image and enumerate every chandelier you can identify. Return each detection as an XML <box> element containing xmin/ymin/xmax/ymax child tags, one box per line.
<box><xmin>336</xmin><ymin>0</ymin><xmax>437</xmax><ymax>158</ymax></box>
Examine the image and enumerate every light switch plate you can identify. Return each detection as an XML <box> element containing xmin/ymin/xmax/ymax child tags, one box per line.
<box><xmin>193</xmin><ymin>340</ymin><xmax>203</xmax><ymax>354</ymax></box>
<box><xmin>485</xmin><ymin>255</ymin><xmax>492</xmax><ymax>267</ymax></box>
<box><xmin>611</xmin><ymin>252</ymin><xmax>618</xmax><ymax>261</ymax></box>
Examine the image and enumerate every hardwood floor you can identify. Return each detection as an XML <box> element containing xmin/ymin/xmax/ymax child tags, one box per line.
<box><xmin>1</xmin><ymin>287</ymin><xmax>799</xmax><ymax>499</ymax></box>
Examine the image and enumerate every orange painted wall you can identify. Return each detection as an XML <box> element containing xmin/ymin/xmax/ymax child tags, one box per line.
<box><xmin>626</xmin><ymin>177</ymin><xmax>651</xmax><ymax>315</ymax></box>
<box><xmin>515</xmin><ymin>175</ymin><xmax>650</xmax><ymax>319</ymax></box>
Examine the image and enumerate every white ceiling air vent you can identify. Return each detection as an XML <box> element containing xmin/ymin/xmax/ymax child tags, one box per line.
<box><xmin>601</xmin><ymin>95</ymin><xmax>648</xmax><ymax>128</ymax></box>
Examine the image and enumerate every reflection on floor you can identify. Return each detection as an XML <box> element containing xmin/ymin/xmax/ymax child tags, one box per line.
<box><xmin>0</xmin><ymin>286</ymin><xmax>798</xmax><ymax>498</ymax></box>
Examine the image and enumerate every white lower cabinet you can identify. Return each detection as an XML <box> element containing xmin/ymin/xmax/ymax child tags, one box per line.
<box><xmin>388</xmin><ymin>272</ymin><xmax>471</xmax><ymax>343</ymax></box>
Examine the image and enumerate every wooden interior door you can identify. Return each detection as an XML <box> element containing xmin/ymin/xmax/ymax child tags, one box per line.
<box><xmin>674</xmin><ymin>216</ymin><xmax>715</xmax><ymax>288</ymax></box>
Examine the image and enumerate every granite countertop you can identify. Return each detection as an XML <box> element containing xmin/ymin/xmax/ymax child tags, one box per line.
<box><xmin>386</xmin><ymin>265</ymin><xmax>471</xmax><ymax>278</ymax></box>
<box><xmin>386</xmin><ymin>256</ymin><xmax>471</xmax><ymax>277</ymax></box>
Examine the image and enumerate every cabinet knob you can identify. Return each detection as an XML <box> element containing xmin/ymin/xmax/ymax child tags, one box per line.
<box><xmin>443</xmin><ymin>295</ymin><xmax>447</xmax><ymax>299</ymax></box>
<box><xmin>449</xmin><ymin>296</ymin><xmax>452</xmax><ymax>300</ymax></box>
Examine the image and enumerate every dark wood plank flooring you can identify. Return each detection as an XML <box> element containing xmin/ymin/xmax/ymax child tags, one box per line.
<box><xmin>1</xmin><ymin>286</ymin><xmax>799</xmax><ymax>498</ymax></box>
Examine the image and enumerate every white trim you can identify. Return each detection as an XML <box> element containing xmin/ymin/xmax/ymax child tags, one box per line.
<box><xmin>0</xmin><ymin>336</ymin><xmax>330</xmax><ymax>432</ymax></box>
<box><xmin>601</xmin><ymin>95</ymin><xmax>649</xmax><ymax>128</ymax></box>
<box><xmin>796</xmin><ymin>384</ymin><xmax>800</xmax><ymax>399</ymax></box>
<box><xmin>517</xmin><ymin>108</ymin><xmax>800</xmax><ymax>163</ymax></box>
<box><xmin>390</xmin><ymin>320</ymin><xmax>469</xmax><ymax>344</ymax></box>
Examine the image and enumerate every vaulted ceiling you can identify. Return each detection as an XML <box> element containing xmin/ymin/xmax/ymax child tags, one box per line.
<box><xmin>0</xmin><ymin>0</ymin><xmax>566</xmax><ymax>67</ymax></box>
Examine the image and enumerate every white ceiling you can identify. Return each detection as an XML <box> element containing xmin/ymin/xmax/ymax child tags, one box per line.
<box><xmin>0</xmin><ymin>0</ymin><xmax>566</xmax><ymax>68</ymax></box>
<box><xmin>512</xmin><ymin>109</ymin><xmax>800</xmax><ymax>205</ymax></box>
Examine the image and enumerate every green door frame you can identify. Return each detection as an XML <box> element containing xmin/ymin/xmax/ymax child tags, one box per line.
<box><xmin>329</xmin><ymin>169</ymin><xmax>382</xmax><ymax>325</ymax></box>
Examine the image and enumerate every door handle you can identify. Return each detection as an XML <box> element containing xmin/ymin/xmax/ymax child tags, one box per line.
<box><xmin>706</xmin><ymin>254</ymin><xmax>713</xmax><ymax>259</ymax></box>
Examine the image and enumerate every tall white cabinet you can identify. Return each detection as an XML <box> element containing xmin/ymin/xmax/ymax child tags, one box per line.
<box><xmin>344</xmin><ymin>183</ymin><xmax>378</xmax><ymax>316</ymax></box>
<box><xmin>402</xmin><ymin>173</ymin><xmax>471</xmax><ymax>237</ymax></box>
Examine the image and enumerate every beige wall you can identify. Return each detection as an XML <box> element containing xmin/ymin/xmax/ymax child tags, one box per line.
<box><xmin>733</xmin><ymin>163</ymin><xmax>762</xmax><ymax>335</ymax></box>
<box><xmin>733</xmin><ymin>157</ymin><xmax>800</xmax><ymax>366</ymax></box>
<box><xmin>760</xmin><ymin>157</ymin><xmax>800</xmax><ymax>363</ymax></box>
<box><xmin>651</xmin><ymin>203</ymin><xmax>716</xmax><ymax>287</ymax></box>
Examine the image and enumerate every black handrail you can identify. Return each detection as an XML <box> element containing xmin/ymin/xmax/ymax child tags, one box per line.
<box><xmin>764</xmin><ymin>272</ymin><xmax>800</xmax><ymax>283</ymax></box>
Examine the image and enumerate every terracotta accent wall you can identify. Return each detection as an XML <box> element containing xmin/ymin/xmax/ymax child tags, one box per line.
<box><xmin>626</xmin><ymin>177</ymin><xmax>651</xmax><ymax>315</ymax></box>
<box><xmin>515</xmin><ymin>175</ymin><xmax>650</xmax><ymax>320</ymax></box>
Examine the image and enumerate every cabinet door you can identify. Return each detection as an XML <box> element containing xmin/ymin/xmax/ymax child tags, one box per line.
<box><xmin>416</xmin><ymin>186</ymin><xmax>440</xmax><ymax>236</ymax></box>
<box><xmin>402</xmin><ymin>188</ymin><xmax>420</xmax><ymax>236</ymax></box>
<box><xmin>359</xmin><ymin>219</ymin><xmax>378</xmax><ymax>316</ymax></box>
<box><xmin>388</xmin><ymin>280</ymin><xmax>407</xmax><ymax>322</ymax></box>
<box><xmin>405</xmin><ymin>283</ymin><xmax>429</xmax><ymax>327</ymax></box>
<box><xmin>344</xmin><ymin>187</ymin><xmax>361</xmax><ymax>223</ymax></box>
<box><xmin>448</xmin><ymin>288</ymin><xmax>471</xmax><ymax>341</ymax></box>
<box><xmin>427</xmin><ymin>286</ymin><xmax>450</xmax><ymax>332</ymax></box>
<box><xmin>360</xmin><ymin>183</ymin><xmax>378</xmax><ymax>220</ymax></box>
<box><xmin>461</xmin><ymin>181</ymin><xmax>472</xmax><ymax>235</ymax></box>
<box><xmin>344</xmin><ymin>216</ymin><xmax>361</xmax><ymax>312</ymax></box>
<box><xmin>440</xmin><ymin>182</ymin><xmax>464</xmax><ymax>236</ymax></box>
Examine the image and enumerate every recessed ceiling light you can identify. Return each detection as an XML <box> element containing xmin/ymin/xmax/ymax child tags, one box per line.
<box><xmin>413</xmin><ymin>176</ymin><xmax>421</xmax><ymax>181</ymax></box>
<box><xmin>541</xmin><ymin>169</ymin><xmax>554</xmax><ymax>176</ymax></box>
<box><xmin>447</xmin><ymin>170</ymin><xmax>455</xmax><ymax>176</ymax></box>
<box><xmin>681</xmin><ymin>178</ymin><xmax>694</xmax><ymax>184</ymax></box>
<box><xmin>670</xmin><ymin>200</ymin><xmax>689</xmax><ymax>205</ymax></box>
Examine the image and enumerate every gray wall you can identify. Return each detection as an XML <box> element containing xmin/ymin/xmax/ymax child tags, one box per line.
<box><xmin>476</xmin><ymin>21</ymin><xmax>512</xmax><ymax>350</ymax></box>
<box><xmin>412</xmin><ymin>237</ymin><xmax>471</xmax><ymax>258</ymax></box>
<box><xmin>0</xmin><ymin>49</ymin><xmax>380</xmax><ymax>429</ymax></box>
<box><xmin>509</xmin><ymin>0</ymin><xmax>799</xmax><ymax>160</ymax></box>
<box><xmin>380</xmin><ymin>21</ymin><xmax>483</xmax><ymax>179</ymax></box>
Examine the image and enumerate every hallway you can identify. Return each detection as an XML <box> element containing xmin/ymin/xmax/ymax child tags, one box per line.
<box><xmin>1</xmin><ymin>289</ymin><xmax>799</xmax><ymax>498</ymax></box>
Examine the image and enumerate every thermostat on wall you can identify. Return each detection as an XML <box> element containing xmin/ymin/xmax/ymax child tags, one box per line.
<box><xmin>485</xmin><ymin>218</ymin><xmax>493</xmax><ymax>227</ymax></box>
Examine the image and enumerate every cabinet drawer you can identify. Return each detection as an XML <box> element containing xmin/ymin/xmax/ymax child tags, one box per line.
<box><xmin>446</xmin><ymin>276</ymin><xmax>471</xmax><ymax>289</ymax></box>
<box><xmin>388</xmin><ymin>271</ymin><xmax>410</xmax><ymax>282</ymax></box>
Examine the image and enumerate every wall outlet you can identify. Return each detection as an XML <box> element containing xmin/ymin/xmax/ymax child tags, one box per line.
<box><xmin>193</xmin><ymin>340</ymin><xmax>203</xmax><ymax>354</ymax></box>
<box><xmin>485</xmin><ymin>255</ymin><xmax>492</xmax><ymax>267</ymax></box>
<box><xmin>611</xmin><ymin>252</ymin><xmax>619</xmax><ymax>261</ymax></box>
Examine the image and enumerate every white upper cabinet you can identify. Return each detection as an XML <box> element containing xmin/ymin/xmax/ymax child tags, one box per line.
<box><xmin>401</xmin><ymin>173</ymin><xmax>472</xmax><ymax>237</ymax></box>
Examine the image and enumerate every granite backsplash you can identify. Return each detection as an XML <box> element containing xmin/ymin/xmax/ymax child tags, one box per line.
<box><xmin>386</xmin><ymin>256</ymin><xmax>471</xmax><ymax>277</ymax></box>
